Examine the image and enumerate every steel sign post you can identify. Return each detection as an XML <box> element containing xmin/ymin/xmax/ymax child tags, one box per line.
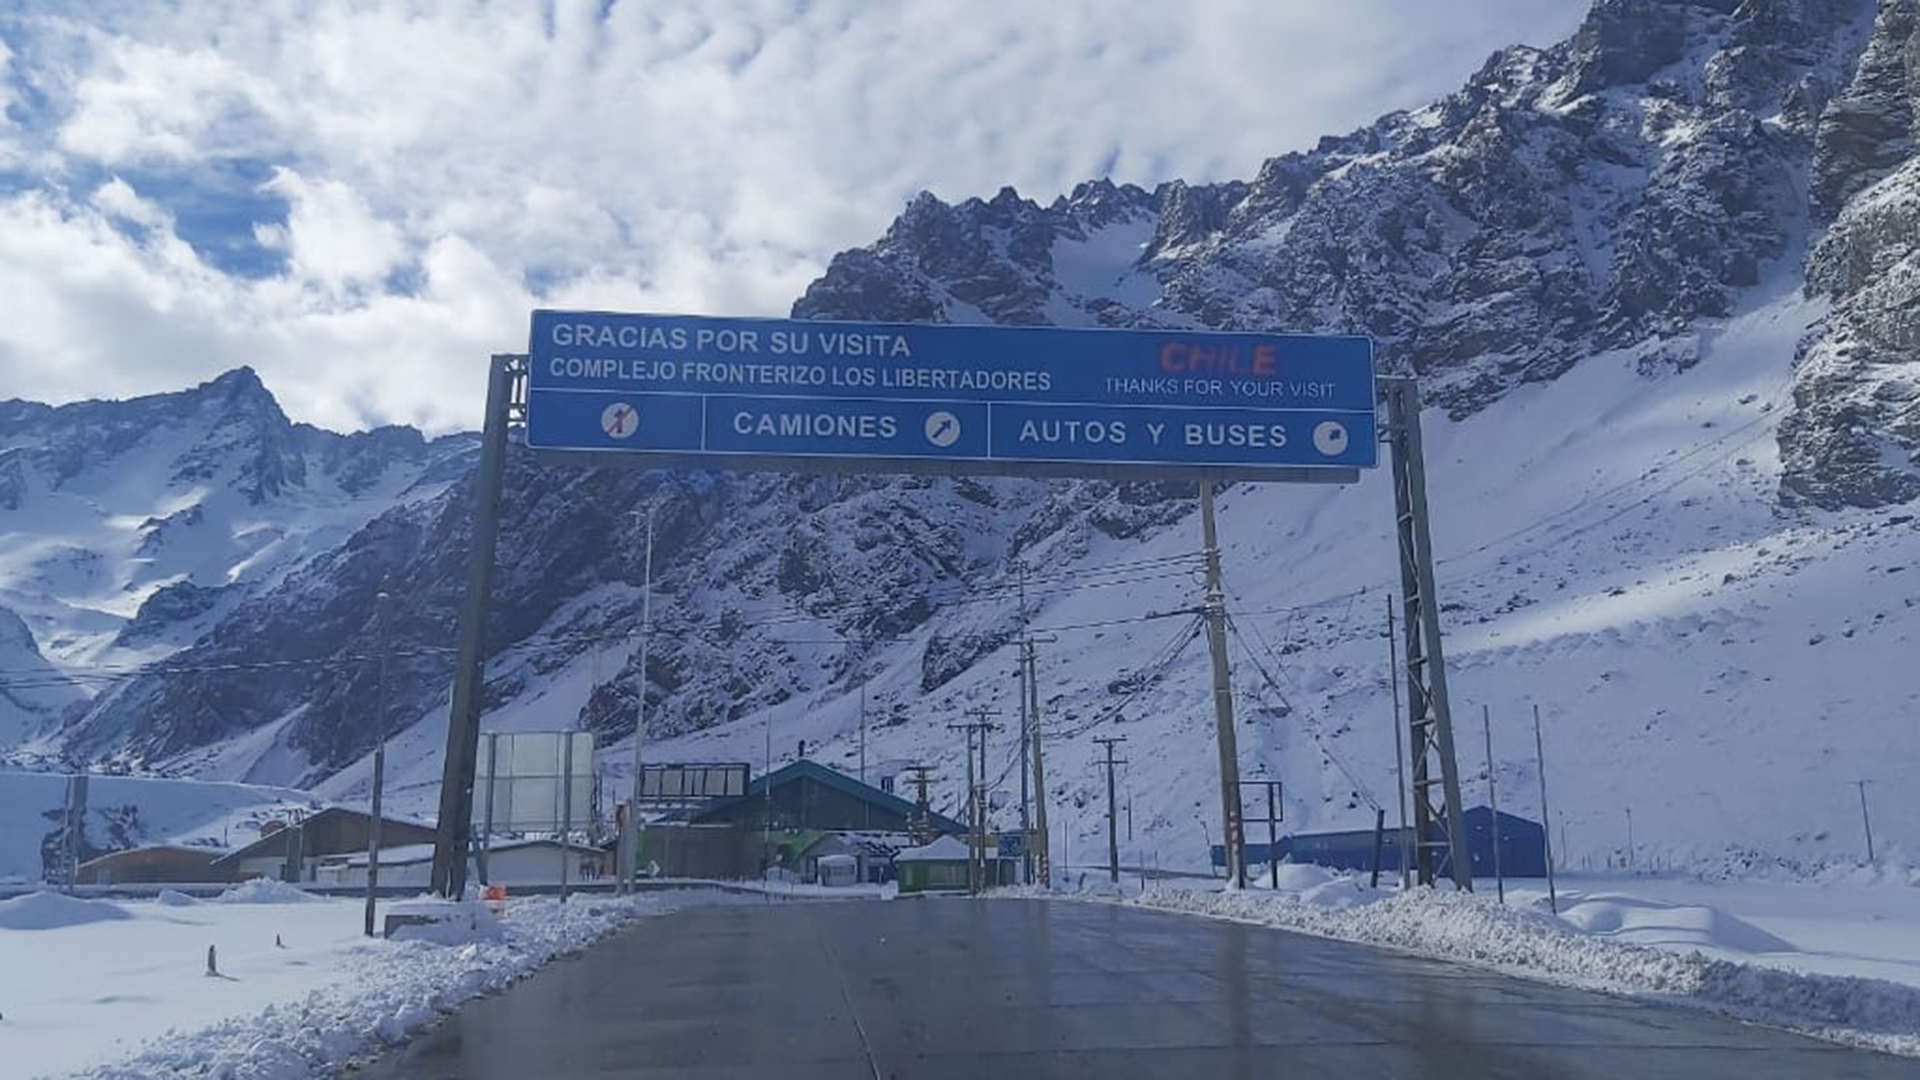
<box><xmin>524</xmin><ymin>312</ymin><xmax>1374</xmax><ymax>481</ymax></box>
<box><xmin>427</xmin><ymin>315</ymin><xmax>1395</xmax><ymax>899</ymax></box>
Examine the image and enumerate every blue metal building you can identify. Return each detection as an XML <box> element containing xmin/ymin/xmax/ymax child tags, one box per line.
<box><xmin>1214</xmin><ymin>806</ymin><xmax>1548</xmax><ymax>880</ymax></box>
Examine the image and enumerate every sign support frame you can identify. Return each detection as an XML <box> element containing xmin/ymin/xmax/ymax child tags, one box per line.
<box><xmin>430</xmin><ymin>354</ymin><xmax>525</xmax><ymax>898</ymax></box>
<box><xmin>425</xmin><ymin>336</ymin><xmax>1470</xmax><ymax>899</ymax></box>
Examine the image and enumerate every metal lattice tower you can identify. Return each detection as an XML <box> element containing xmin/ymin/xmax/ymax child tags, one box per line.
<box><xmin>1380</xmin><ymin>376</ymin><xmax>1472</xmax><ymax>891</ymax></box>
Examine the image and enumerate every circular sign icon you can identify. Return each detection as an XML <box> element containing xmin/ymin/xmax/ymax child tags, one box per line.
<box><xmin>602</xmin><ymin>402</ymin><xmax>639</xmax><ymax>440</ymax></box>
<box><xmin>1312</xmin><ymin>420</ymin><xmax>1349</xmax><ymax>457</ymax></box>
<box><xmin>924</xmin><ymin>411</ymin><xmax>961</xmax><ymax>448</ymax></box>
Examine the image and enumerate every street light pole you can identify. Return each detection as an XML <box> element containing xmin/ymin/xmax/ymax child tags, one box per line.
<box><xmin>363</xmin><ymin>590</ymin><xmax>392</xmax><ymax>938</ymax></box>
<box><xmin>1534</xmin><ymin>704</ymin><xmax>1558</xmax><ymax>915</ymax></box>
<box><xmin>1856</xmin><ymin>780</ymin><xmax>1877</xmax><ymax>864</ymax></box>
<box><xmin>1483</xmin><ymin>704</ymin><xmax>1503</xmax><ymax>904</ymax></box>
<box><xmin>627</xmin><ymin>506</ymin><xmax>655</xmax><ymax>892</ymax></box>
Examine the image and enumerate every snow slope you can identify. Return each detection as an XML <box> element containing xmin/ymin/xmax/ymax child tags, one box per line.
<box><xmin>530</xmin><ymin>275</ymin><xmax>1907</xmax><ymax>878</ymax></box>
<box><xmin>0</xmin><ymin>771</ymin><xmax>316</xmax><ymax>885</ymax></box>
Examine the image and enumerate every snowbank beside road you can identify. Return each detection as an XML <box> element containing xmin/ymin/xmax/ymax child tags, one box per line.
<box><xmin>0</xmin><ymin>890</ymin><xmax>134</xmax><ymax>930</ymax></box>
<box><xmin>1040</xmin><ymin>878</ymin><xmax>1920</xmax><ymax>1057</ymax></box>
<box><xmin>6</xmin><ymin>885</ymin><xmax>742</xmax><ymax>1079</ymax></box>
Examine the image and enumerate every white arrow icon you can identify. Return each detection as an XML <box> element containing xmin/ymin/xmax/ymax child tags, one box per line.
<box><xmin>925</xmin><ymin>411</ymin><xmax>961</xmax><ymax>448</ymax></box>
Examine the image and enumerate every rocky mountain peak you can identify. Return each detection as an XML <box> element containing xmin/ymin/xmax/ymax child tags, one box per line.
<box><xmin>799</xmin><ymin>0</ymin><xmax>1908</xmax><ymax>509</ymax></box>
<box><xmin>1558</xmin><ymin>0</ymin><xmax>1729</xmax><ymax>101</ymax></box>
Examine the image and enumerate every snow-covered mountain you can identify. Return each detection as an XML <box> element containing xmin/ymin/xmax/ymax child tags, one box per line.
<box><xmin>0</xmin><ymin>367</ymin><xmax>475</xmax><ymax>769</ymax></box>
<box><xmin>7</xmin><ymin>0</ymin><xmax>1920</xmax><ymax>876</ymax></box>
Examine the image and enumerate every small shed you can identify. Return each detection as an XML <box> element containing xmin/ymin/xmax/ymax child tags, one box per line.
<box><xmin>816</xmin><ymin>853</ymin><xmax>858</xmax><ymax>887</ymax></box>
<box><xmin>894</xmin><ymin>835</ymin><xmax>1018</xmax><ymax>894</ymax></box>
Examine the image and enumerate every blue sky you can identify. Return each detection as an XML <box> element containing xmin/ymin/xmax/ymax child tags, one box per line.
<box><xmin>0</xmin><ymin>1</ymin><xmax>1587</xmax><ymax>434</ymax></box>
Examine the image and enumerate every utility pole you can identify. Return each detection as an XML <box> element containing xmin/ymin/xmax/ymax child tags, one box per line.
<box><xmin>627</xmin><ymin>505</ymin><xmax>655</xmax><ymax>894</ymax></box>
<box><xmin>906</xmin><ymin>765</ymin><xmax>936</xmax><ymax>845</ymax></box>
<box><xmin>1016</xmin><ymin>562</ymin><xmax>1031</xmax><ymax>848</ymax></box>
<box><xmin>973</xmin><ymin>708</ymin><xmax>1000</xmax><ymax>889</ymax></box>
<box><xmin>1534</xmin><ymin>704</ymin><xmax>1558</xmax><ymax>915</ymax></box>
<box><xmin>858</xmin><ymin>677</ymin><xmax>867</xmax><ymax>787</ymax></box>
<box><xmin>1199</xmin><ymin>481</ymin><xmax>1247</xmax><ymax>889</ymax></box>
<box><xmin>1856</xmin><ymin>780</ymin><xmax>1877</xmax><ymax>864</ymax></box>
<box><xmin>763</xmin><ymin>714</ymin><xmax>773</xmax><ymax>888</ymax></box>
<box><xmin>952</xmin><ymin>720</ymin><xmax>978</xmax><ymax>895</ymax></box>
<box><xmin>951</xmin><ymin>712</ymin><xmax>999</xmax><ymax>894</ymax></box>
<box><xmin>364</xmin><ymin>589</ymin><xmax>392</xmax><ymax>937</ymax></box>
<box><xmin>977</xmin><ymin>711</ymin><xmax>989</xmax><ymax>889</ymax></box>
<box><xmin>1482</xmin><ymin>704</ymin><xmax>1503</xmax><ymax>904</ymax></box>
<box><xmin>559</xmin><ymin>730</ymin><xmax>574</xmax><ymax>902</ymax></box>
<box><xmin>1625</xmin><ymin>806</ymin><xmax>1635</xmax><ymax>871</ymax></box>
<box><xmin>1025</xmin><ymin>635</ymin><xmax>1055</xmax><ymax>888</ymax></box>
<box><xmin>1095</xmin><ymin>736</ymin><xmax>1127</xmax><ymax>884</ymax></box>
<box><xmin>1387</xmin><ymin>596</ymin><xmax>1409</xmax><ymax>889</ymax></box>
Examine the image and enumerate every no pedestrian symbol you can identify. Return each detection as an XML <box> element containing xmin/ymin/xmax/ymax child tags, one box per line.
<box><xmin>602</xmin><ymin>402</ymin><xmax>638</xmax><ymax>440</ymax></box>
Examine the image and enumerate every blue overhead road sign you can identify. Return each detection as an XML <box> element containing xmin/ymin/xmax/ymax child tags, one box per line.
<box><xmin>525</xmin><ymin>311</ymin><xmax>1377</xmax><ymax>480</ymax></box>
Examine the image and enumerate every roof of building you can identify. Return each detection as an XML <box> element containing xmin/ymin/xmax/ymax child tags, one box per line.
<box><xmin>688</xmin><ymin>759</ymin><xmax>967</xmax><ymax>834</ymax></box>
<box><xmin>76</xmin><ymin>844</ymin><xmax>222</xmax><ymax>868</ymax></box>
<box><xmin>1284</xmin><ymin>806</ymin><xmax>1541</xmax><ymax>846</ymax></box>
<box><xmin>208</xmin><ymin>806</ymin><xmax>437</xmax><ymax>867</ymax></box>
<box><xmin>895</xmin><ymin>835</ymin><xmax>971</xmax><ymax>862</ymax></box>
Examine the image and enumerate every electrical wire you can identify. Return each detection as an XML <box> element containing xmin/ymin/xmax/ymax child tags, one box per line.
<box><xmin>1049</xmin><ymin>613</ymin><xmax>1206</xmax><ymax>741</ymax></box>
<box><xmin>1226</xmin><ymin>609</ymin><xmax>1382</xmax><ymax>812</ymax></box>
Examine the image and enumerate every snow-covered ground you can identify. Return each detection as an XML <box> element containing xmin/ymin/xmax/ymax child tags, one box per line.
<box><xmin>1543</xmin><ymin>871</ymin><xmax>1920</xmax><ymax>990</ymax></box>
<box><xmin>1032</xmin><ymin>866</ymin><xmax>1920</xmax><ymax>1057</ymax></box>
<box><xmin>2</xmin><ymin>881</ymin><xmax>749</xmax><ymax>1079</ymax></box>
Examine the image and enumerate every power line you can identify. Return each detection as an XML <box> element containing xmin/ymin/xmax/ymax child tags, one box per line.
<box><xmin>1222</xmin><ymin>391</ymin><xmax>1786</xmax><ymax>627</ymax></box>
<box><xmin>1226</xmin><ymin>608</ymin><xmax>1382</xmax><ymax>813</ymax></box>
<box><xmin>1050</xmin><ymin>613</ymin><xmax>1206</xmax><ymax>741</ymax></box>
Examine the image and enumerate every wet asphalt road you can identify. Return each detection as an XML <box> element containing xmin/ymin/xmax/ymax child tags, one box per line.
<box><xmin>346</xmin><ymin>897</ymin><xmax>1920</xmax><ymax>1079</ymax></box>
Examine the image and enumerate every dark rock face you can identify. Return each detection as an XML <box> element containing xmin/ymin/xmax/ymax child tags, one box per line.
<box><xmin>1786</xmin><ymin>1</ymin><xmax>1920</xmax><ymax>508</ymax></box>
<box><xmin>1787</xmin><ymin>154</ymin><xmax>1920</xmax><ymax>508</ymax></box>
<box><xmin>1810</xmin><ymin>0</ymin><xmax>1919</xmax><ymax>219</ymax></box>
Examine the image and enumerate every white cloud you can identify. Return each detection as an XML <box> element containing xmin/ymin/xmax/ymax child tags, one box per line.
<box><xmin>0</xmin><ymin>0</ymin><xmax>1590</xmax><ymax>433</ymax></box>
<box><xmin>90</xmin><ymin>175</ymin><xmax>169</xmax><ymax>230</ymax></box>
<box><xmin>258</xmin><ymin>168</ymin><xmax>407</xmax><ymax>296</ymax></box>
<box><xmin>57</xmin><ymin>36</ymin><xmax>286</xmax><ymax>164</ymax></box>
<box><xmin>0</xmin><ymin>37</ymin><xmax>15</xmax><ymax>128</ymax></box>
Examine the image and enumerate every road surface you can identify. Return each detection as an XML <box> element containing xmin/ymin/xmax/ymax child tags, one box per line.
<box><xmin>348</xmin><ymin>897</ymin><xmax>1920</xmax><ymax>1079</ymax></box>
